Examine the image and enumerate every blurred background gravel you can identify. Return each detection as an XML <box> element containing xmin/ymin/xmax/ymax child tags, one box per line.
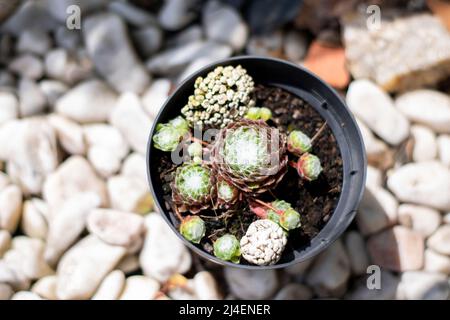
<box><xmin>0</xmin><ymin>0</ymin><xmax>450</xmax><ymax>300</ymax></box>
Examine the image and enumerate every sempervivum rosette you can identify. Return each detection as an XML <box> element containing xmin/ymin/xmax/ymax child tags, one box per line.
<box><xmin>210</xmin><ymin>119</ymin><xmax>288</xmax><ymax>196</ymax></box>
<box><xmin>171</xmin><ymin>163</ymin><xmax>215</xmax><ymax>214</ymax></box>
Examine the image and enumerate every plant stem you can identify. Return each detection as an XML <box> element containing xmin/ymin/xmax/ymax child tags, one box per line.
<box><xmin>311</xmin><ymin>122</ymin><xmax>327</xmax><ymax>145</ymax></box>
<box><xmin>190</xmin><ymin>136</ymin><xmax>209</xmax><ymax>146</ymax></box>
<box><xmin>251</xmin><ymin>198</ymin><xmax>284</xmax><ymax>215</ymax></box>
<box><xmin>173</xmin><ymin>205</ymin><xmax>184</xmax><ymax>222</ymax></box>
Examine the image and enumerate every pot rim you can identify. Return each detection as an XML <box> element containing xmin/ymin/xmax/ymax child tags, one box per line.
<box><xmin>146</xmin><ymin>55</ymin><xmax>367</xmax><ymax>270</ymax></box>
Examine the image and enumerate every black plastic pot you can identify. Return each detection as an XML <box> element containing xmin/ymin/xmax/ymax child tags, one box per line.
<box><xmin>146</xmin><ymin>56</ymin><xmax>366</xmax><ymax>270</ymax></box>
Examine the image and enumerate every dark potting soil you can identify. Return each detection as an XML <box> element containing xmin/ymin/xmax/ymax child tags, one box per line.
<box><xmin>156</xmin><ymin>84</ymin><xmax>343</xmax><ymax>263</ymax></box>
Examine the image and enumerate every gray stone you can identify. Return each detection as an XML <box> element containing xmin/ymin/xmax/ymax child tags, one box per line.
<box><xmin>356</xmin><ymin>187</ymin><xmax>398</xmax><ymax>236</ymax></box>
<box><xmin>346</xmin><ymin>271</ymin><xmax>399</xmax><ymax>300</ymax></box>
<box><xmin>306</xmin><ymin>240</ymin><xmax>351</xmax><ymax>298</ymax></box>
<box><xmin>344</xmin><ymin>231</ymin><xmax>369</xmax><ymax>276</ymax></box>
<box><xmin>167</xmin><ymin>25</ymin><xmax>203</xmax><ymax>48</ymax></box>
<box><xmin>274</xmin><ymin>283</ymin><xmax>313</xmax><ymax>300</ymax></box>
<box><xmin>225</xmin><ymin>267</ymin><xmax>278</xmax><ymax>300</ymax></box>
<box><xmin>246</xmin><ymin>31</ymin><xmax>283</xmax><ymax>57</ymax></box>
<box><xmin>108</xmin><ymin>1</ymin><xmax>157</xmax><ymax>27</ymax></box>
<box><xmin>18</xmin><ymin>78</ymin><xmax>46</xmax><ymax>117</ymax></box>
<box><xmin>284</xmin><ymin>31</ymin><xmax>307</xmax><ymax>61</ymax></box>
<box><xmin>9</xmin><ymin>54</ymin><xmax>44</xmax><ymax>80</ymax></box>
<box><xmin>84</xmin><ymin>13</ymin><xmax>150</xmax><ymax>94</ymax></box>
<box><xmin>132</xmin><ymin>25</ymin><xmax>163</xmax><ymax>57</ymax></box>
<box><xmin>147</xmin><ymin>40</ymin><xmax>232</xmax><ymax>75</ymax></box>
<box><xmin>39</xmin><ymin>80</ymin><xmax>69</xmax><ymax>107</ymax></box>
<box><xmin>54</xmin><ymin>27</ymin><xmax>81</xmax><ymax>51</ymax></box>
<box><xmin>119</xmin><ymin>275</ymin><xmax>159</xmax><ymax>300</ymax></box>
<box><xmin>158</xmin><ymin>0</ymin><xmax>199</xmax><ymax>31</ymax></box>
<box><xmin>193</xmin><ymin>271</ymin><xmax>221</xmax><ymax>300</ymax></box>
<box><xmin>46</xmin><ymin>0</ymin><xmax>108</xmax><ymax>22</ymax></box>
<box><xmin>203</xmin><ymin>0</ymin><xmax>248</xmax><ymax>51</ymax></box>
<box><xmin>142</xmin><ymin>79</ymin><xmax>171</xmax><ymax>119</ymax></box>
<box><xmin>44</xmin><ymin>49</ymin><xmax>93</xmax><ymax>85</ymax></box>
<box><xmin>17</xmin><ymin>30</ymin><xmax>52</xmax><ymax>56</ymax></box>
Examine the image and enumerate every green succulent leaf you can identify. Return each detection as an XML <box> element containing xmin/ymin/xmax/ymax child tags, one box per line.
<box><xmin>267</xmin><ymin>200</ymin><xmax>301</xmax><ymax>231</ymax></box>
<box><xmin>174</xmin><ymin>163</ymin><xmax>212</xmax><ymax>201</ymax></box>
<box><xmin>245</xmin><ymin>107</ymin><xmax>261</xmax><ymax>120</ymax></box>
<box><xmin>288</xmin><ymin>130</ymin><xmax>312</xmax><ymax>155</ymax></box>
<box><xmin>153</xmin><ymin>124</ymin><xmax>184</xmax><ymax>152</ymax></box>
<box><xmin>298</xmin><ymin>153</ymin><xmax>322</xmax><ymax>181</ymax></box>
<box><xmin>180</xmin><ymin>216</ymin><xmax>206</xmax><ymax>244</ymax></box>
<box><xmin>187</xmin><ymin>141</ymin><xmax>203</xmax><ymax>158</ymax></box>
<box><xmin>169</xmin><ymin>116</ymin><xmax>189</xmax><ymax>132</ymax></box>
<box><xmin>213</xmin><ymin>234</ymin><xmax>241</xmax><ymax>263</ymax></box>
<box><xmin>259</xmin><ymin>107</ymin><xmax>272</xmax><ymax>121</ymax></box>
<box><xmin>217</xmin><ymin>180</ymin><xmax>237</xmax><ymax>202</ymax></box>
<box><xmin>223</xmin><ymin>126</ymin><xmax>269</xmax><ymax>176</ymax></box>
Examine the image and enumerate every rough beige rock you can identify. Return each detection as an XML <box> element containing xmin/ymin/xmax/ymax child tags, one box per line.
<box><xmin>110</xmin><ymin>92</ymin><xmax>153</xmax><ymax>154</ymax></box>
<box><xmin>367</xmin><ymin>226</ymin><xmax>424</xmax><ymax>272</ymax></box>
<box><xmin>343</xmin><ymin>13</ymin><xmax>450</xmax><ymax>92</ymax></box>
<box><xmin>365</xmin><ymin>165</ymin><xmax>383</xmax><ymax>190</ymax></box>
<box><xmin>11</xmin><ymin>291</ymin><xmax>43</xmax><ymax>300</ymax></box>
<box><xmin>398</xmin><ymin>204</ymin><xmax>441</xmax><ymax>238</ymax></box>
<box><xmin>21</xmin><ymin>199</ymin><xmax>48</xmax><ymax>240</ymax></box>
<box><xmin>9</xmin><ymin>54</ymin><xmax>44</xmax><ymax>79</ymax></box>
<box><xmin>397</xmin><ymin>271</ymin><xmax>449</xmax><ymax>300</ymax></box>
<box><xmin>117</xmin><ymin>254</ymin><xmax>140</xmax><ymax>274</ymax></box>
<box><xmin>437</xmin><ymin>134</ymin><xmax>450</xmax><ymax>166</ymax></box>
<box><xmin>0</xmin><ymin>185</ymin><xmax>22</xmax><ymax>233</ymax></box>
<box><xmin>427</xmin><ymin>225</ymin><xmax>450</xmax><ymax>255</ymax></box>
<box><xmin>356</xmin><ymin>187</ymin><xmax>397</xmax><ymax>236</ymax></box>
<box><xmin>43</xmin><ymin>156</ymin><xmax>108</xmax><ymax>210</ymax></box>
<box><xmin>107</xmin><ymin>174</ymin><xmax>153</xmax><ymax>214</ymax></box>
<box><xmin>142</xmin><ymin>79</ymin><xmax>171</xmax><ymax>119</ymax></box>
<box><xmin>87</xmin><ymin>208</ymin><xmax>144</xmax><ymax>248</ymax></box>
<box><xmin>48</xmin><ymin>114</ymin><xmax>85</xmax><ymax>155</ymax></box>
<box><xmin>31</xmin><ymin>275</ymin><xmax>57</xmax><ymax>300</ymax></box>
<box><xmin>92</xmin><ymin>270</ymin><xmax>125</xmax><ymax>300</ymax></box>
<box><xmin>0</xmin><ymin>91</ymin><xmax>19</xmax><ymax>125</ymax></box>
<box><xmin>139</xmin><ymin>213</ymin><xmax>191</xmax><ymax>282</ymax></box>
<box><xmin>121</xmin><ymin>152</ymin><xmax>147</xmax><ymax>184</ymax></box>
<box><xmin>193</xmin><ymin>271</ymin><xmax>221</xmax><ymax>300</ymax></box>
<box><xmin>410</xmin><ymin>125</ymin><xmax>438</xmax><ymax>162</ymax></box>
<box><xmin>306</xmin><ymin>240</ymin><xmax>351</xmax><ymax>298</ymax></box>
<box><xmin>2</xmin><ymin>118</ymin><xmax>58</xmax><ymax>195</ymax></box>
<box><xmin>395</xmin><ymin>90</ymin><xmax>450</xmax><ymax>134</ymax></box>
<box><xmin>424</xmin><ymin>249</ymin><xmax>450</xmax><ymax>275</ymax></box>
<box><xmin>0</xmin><ymin>230</ymin><xmax>11</xmax><ymax>258</ymax></box>
<box><xmin>45</xmin><ymin>192</ymin><xmax>101</xmax><ymax>266</ymax></box>
<box><xmin>0</xmin><ymin>283</ymin><xmax>13</xmax><ymax>300</ymax></box>
<box><xmin>55</xmin><ymin>79</ymin><xmax>117</xmax><ymax>123</ymax></box>
<box><xmin>119</xmin><ymin>275</ymin><xmax>160</xmax><ymax>300</ymax></box>
<box><xmin>0</xmin><ymin>260</ymin><xmax>30</xmax><ymax>291</ymax></box>
<box><xmin>3</xmin><ymin>236</ymin><xmax>53</xmax><ymax>280</ymax></box>
<box><xmin>56</xmin><ymin>235</ymin><xmax>126</xmax><ymax>300</ymax></box>
<box><xmin>387</xmin><ymin>161</ymin><xmax>450</xmax><ymax>211</ymax></box>
<box><xmin>0</xmin><ymin>172</ymin><xmax>10</xmax><ymax>192</ymax></box>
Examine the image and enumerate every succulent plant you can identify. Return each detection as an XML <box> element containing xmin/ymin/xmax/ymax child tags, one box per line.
<box><xmin>211</xmin><ymin>119</ymin><xmax>288</xmax><ymax>195</ymax></box>
<box><xmin>249</xmin><ymin>199</ymin><xmax>301</xmax><ymax>231</ymax></box>
<box><xmin>245</xmin><ymin>107</ymin><xmax>272</xmax><ymax>121</ymax></box>
<box><xmin>296</xmin><ymin>153</ymin><xmax>323</xmax><ymax>181</ymax></box>
<box><xmin>216</xmin><ymin>178</ymin><xmax>239</xmax><ymax>209</ymax></box>
<box><xmin>153</xmin><ymin>116</ymin><xmax>190</xmax><ymax>152</ymax></box>
<box><xmin>240</xmin><ymin>219</ymin><xmax>287</xmax><ymax>266</ymax></box>
<box><xmin>180</xmin><ymin>216</ymin><xmax>206</xmax><ymax>244</ymax></box>
<box><xmin>187</xmin><ymin>141</ymin><xmax>203</xmax><ymax>158</ymax></box>
<box><xmin>172</xmin><ymin>163</ymin><xmax>215</xmax><ymax>213</ymax></box>
<box><xmin>181</xmin><ymin>65</ymin><xmax>255</xmax><ymax>128</ymax></box>
<box><xmin>213</xmin><ymin>234</ymin><xmax>241</xmax><ymax>263</ymax></box>
<box><xmin>288</xmin><ymin>130</ymin><xmax>312</xmax><ymax>156</ymax></box>
<box><xmin>267</xmin><ymin>200</ymin><xmax>301</xmax><ymax>231</ymax></box>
